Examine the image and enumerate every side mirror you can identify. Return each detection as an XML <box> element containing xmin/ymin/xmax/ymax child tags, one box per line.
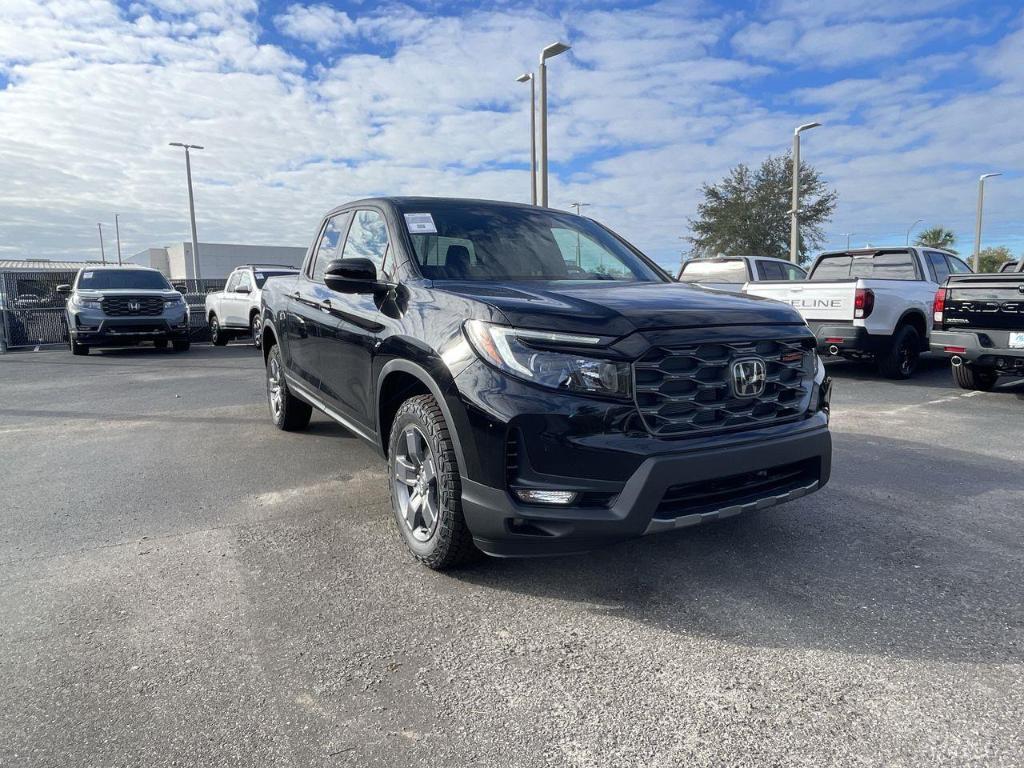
<box><xmin>235</xmin><ymin>286</ymin><xmax>251</xmax><ymax>294</ymax></box>
<box><xmin>57</xmin><ymin>284</ymin><xmax>71</xmax><ymax>295</ymax></box>
<box><xmin>324</xmin><ymin>258</ymin><xmax>379</xmax><ymax>294</ymax></box>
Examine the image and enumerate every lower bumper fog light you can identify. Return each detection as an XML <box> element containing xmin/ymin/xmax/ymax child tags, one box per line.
<box><xmin>514</xmin><ymin>489</ymin><xmax>578</xmax><ymax>505</ymax></box>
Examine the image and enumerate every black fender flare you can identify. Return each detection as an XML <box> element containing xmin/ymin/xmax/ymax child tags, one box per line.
<box><xmin>376</xmin><ymin>358</ymin><xmax>468</xmax><ymax>472</ymax></box>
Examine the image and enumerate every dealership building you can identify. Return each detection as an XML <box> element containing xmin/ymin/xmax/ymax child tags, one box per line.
<box><xmin>127</xmin><ymin>242</ymin><xmax>307</xmax><ymax>280</ymax></box>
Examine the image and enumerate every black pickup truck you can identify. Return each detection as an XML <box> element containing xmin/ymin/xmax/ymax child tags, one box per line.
<box><xmin>259</xmin><ymin>197</ymin><xmax>832</xmax><ymax>569</ymax></box>
<box><xmin>931</xmin><ymin>269</ymin><xmax>1024</xmax><ymax>390</ymax></box>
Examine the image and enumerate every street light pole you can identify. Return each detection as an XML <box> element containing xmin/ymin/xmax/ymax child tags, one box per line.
<box><xmin>516</xmin><ymin>73</ymin><xmax>537</xmax><ymax>206</ymax></box>
<box><xmin>842</xmin><ymin>232</ymin><xmax>854</xmax><ymax>250</ymax></box>
<box><xmin>972</xmin><ymin>172</ymin><xmax>1001</xmax><ymax>271</ymax></box>
<box><xmin>114</xmin><ymin>213</ymin><xmax>123</xmax><ymax>266</ymax></box>
<box><xmin>789</xmin><ymin>121</ymin><xmax>821</xmax><ymax>264</ymax></box>
<box><xmin>97</xmin><ymin>223</ymin><xmax>106</xmax><ymax>265</ymax></box>
<box><xmin>906</xmin><ymin>218</ymin><xmax>923</xmax><ymax>246</ymax></box>
<box><xmin>538</xmin><ymin>41</ymin><xmax>570</xmax><ymax>208</ymax></box>
<box><xmin>169</xmin><ymin>142</ymin><xmax>205</xmax><ymax>281</ymax></box>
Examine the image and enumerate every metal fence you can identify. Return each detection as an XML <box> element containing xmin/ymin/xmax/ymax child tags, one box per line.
<box><xmin>0</xmin><ymin>271</ymin><xmax>226</xmax><ymax>349</ymax></box>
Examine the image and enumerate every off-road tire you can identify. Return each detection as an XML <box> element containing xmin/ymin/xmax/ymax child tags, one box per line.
<box><xmin>209</xmin><ymin>314</ymin><xmax>229</xmax><ymax>346</ymax></box>
<box><xmin>266</xmin><ymin>344</ymin><xmax>312</xmax><ymax>431</ymax></box>
<box><xmin>877</xmin><ymin>324</ymin><xmax>921</xmax><ymax>379</ymax></box>
<box><xmin>70</xmin><ymin>337</ymin><xmax>89</xmax><ymax>356</ymax></box>
<box><xmin>952</xmin><ymin>363</ymin><xmax>998</xmax><ymax>391</ymax></box>
<box><xmin>250</xmin><ymin>312</ymin><xmax>263</xmax><ymax>349</ymax></box>
<box><xmin>388</xmin><ymin>394</ymin><xmax>476</xmax><ymax>570</ymax></box>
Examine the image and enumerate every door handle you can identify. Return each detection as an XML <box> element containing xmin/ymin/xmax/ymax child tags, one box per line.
<box><xmin>291</xmin><ymin>291</ymin><xmax>301</xmax><ymax>299</ymax></box>
<box><xmin>320</xmin><ymin>299</ymin><xmax>332</xmax><ymax>313</ymax></box>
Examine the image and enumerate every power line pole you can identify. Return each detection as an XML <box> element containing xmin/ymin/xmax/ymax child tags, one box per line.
<box><xmin>114</xmin><ymin>213</ymin><xmax>123</xmax><ymax>265</ymax></box>
<box><xmin>97</xmin><ymin>223</ymin><xmax>106</xmax><ymax>265</ymax></box>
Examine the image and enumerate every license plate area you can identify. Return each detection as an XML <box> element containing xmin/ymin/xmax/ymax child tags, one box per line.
<box><xmin>1010</xmin><ymin>332</ymin><xmax>1024</xmax><ymax>349</ymax></box>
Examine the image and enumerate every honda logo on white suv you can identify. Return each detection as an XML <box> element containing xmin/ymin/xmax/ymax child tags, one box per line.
<box><xmin>731</xmin><ymin>358</ymin><xmax>766</xmax><ymax>398</ymax></box>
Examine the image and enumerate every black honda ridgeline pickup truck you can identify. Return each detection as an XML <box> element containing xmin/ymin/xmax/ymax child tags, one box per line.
<box><xmin>260</xmin><ymin>198</ymin><xmax>832</xmax><ymax>569</ymax></box>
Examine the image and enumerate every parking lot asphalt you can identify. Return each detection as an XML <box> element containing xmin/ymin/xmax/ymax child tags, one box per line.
<box><xmin>1</xmin><ymin>345</ymin><xmax>1022</xmax><ymax>767</ymax></box>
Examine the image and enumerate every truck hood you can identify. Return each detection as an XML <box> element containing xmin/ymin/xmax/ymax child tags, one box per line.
<box><xmin>74</xmin><ymin>288</ymin><xmax>181</xmax><ymax>298</ymax></box>
<box><xmin>437</xmin><ymin>280</ymin><xmax>804</xmax><ymax>336</ymax></box>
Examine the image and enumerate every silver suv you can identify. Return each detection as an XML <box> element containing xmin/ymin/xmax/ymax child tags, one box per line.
<box><xmin>58</xmin><ymin>266</ymin><xmax>190</xmax><ymax>355</ymax></box>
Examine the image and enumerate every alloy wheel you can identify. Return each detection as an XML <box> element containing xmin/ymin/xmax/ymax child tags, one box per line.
<box><xmin>392</xmin><ymin>426</ymin><xmax>440</xmax><ymax>543</ymax></box>
<box><xmin>268</xmin><ymin>355</ymin><xmax>283</xmax><ymax>419</ymax></box>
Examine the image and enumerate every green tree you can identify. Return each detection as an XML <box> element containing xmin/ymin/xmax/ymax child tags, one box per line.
<box><xmin>915</xmin><ymin>226</ymin><xmax>957</xmax><ymax>253</ymax></box>
<box><xmin>977</xmin><ymin>245</ymin><xmax>1013</xmax><ymax>273</ymax></box>
<box><xmin>687</xmin><ymin>153</ymin><xmax>837</xmax><ymax>264</ymax></box>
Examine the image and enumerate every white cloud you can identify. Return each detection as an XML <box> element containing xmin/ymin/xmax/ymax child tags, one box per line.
<box><xmin>274</xmin><ymin>3</ymin><xmax>357</xmax><ymax>51</ymax></box>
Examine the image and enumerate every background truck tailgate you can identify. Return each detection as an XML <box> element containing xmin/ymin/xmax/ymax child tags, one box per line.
<box><xmin>744</xmin><ymin>281</ymin><xmax>855</xmax><ymax>322</ymax></box>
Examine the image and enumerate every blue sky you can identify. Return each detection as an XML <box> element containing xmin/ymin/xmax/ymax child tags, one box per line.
<box><xmin>0</xmin><ymin>0</ymin><xmax>1022</xmax><ymax>270</ymax></box>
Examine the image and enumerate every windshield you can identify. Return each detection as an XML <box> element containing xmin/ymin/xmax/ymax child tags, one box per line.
<box><xmin>397</xmin><ymin>202</ymin><xmax>663</xmax><ymax>282</ymax></box>
<box><xmin>253</xmin><ymin>269</ymin><xmax>297</xmax><ymax>288</ymax></box>
<box><xmin>76</xmin><ymin>269</ymin><xmax>171</xmax><ymax>290</ymax></box>
<box><xmin>810</xmin><ymin>251</ymin><xmax>918</xmax><ymax>281</ymax></box>
<box><xmin>679</xmin><ymin>259</ymin><xmax>748</xmax><ymax>283</ymax></box>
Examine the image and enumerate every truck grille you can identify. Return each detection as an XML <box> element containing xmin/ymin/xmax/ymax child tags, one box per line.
<box><xmin>101</xmin><ymin>296</ymin><xmax>165</xmax><ymax>316</ymax></box>
<box><xmin>633</xmin><ymin>338</ymin><xmax>814</xmax><ymax>437</ymax></box>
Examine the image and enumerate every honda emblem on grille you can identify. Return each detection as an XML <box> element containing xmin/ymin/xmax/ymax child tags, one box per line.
<box><xmin>731</xmin><ymin>357</ymin><xmax>766</xmax><ymax>398</ymax></box>
<box><xmin>128</xmin><ymin>301</ymin><xmax>141</xmax><ymax>312</ymax></box>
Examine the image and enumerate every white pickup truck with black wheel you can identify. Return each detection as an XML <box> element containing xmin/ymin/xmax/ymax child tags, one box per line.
<box><xmin>204</xmin><ymin>264</ymin><xmax>298</xmax><ymax>347</ymax></box>
<box><xmin>744</xmin><ymin>247</ymin><xmax>973</xmax><ymax>378</ymax></box>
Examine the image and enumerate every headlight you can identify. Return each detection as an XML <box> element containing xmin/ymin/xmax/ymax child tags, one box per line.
<box><xmin>70</xmin><ymin>293</ymin><xmax>102</xmax><ymax>310</ymax></box>
<box><xmin>164</xmin><ymin>294</ymin><xmax>185</xmax><ymax>306</ymax></box>
<box><xmin>463</xmin><ymin>320</ymin><xmax>631</xmax><ymax>399</ymax></box>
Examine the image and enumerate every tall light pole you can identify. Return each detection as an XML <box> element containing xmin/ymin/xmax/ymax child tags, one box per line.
<box><xmin>789</xmin><ymin>121</ymin><xmax>822</xmax><ymax>263</ymax></box>
<box><xmin>538</xmin><ymin>41</ymin><xmax>570</xmax><ymax>208</ymax></box>
<box><xmin>972</xmin><ymin>172</ymin><xmax>1001</xmax><ymax>271</ymax></box>
<box><xmin>570</xmin><ymin>202</ymin><xmax>590</xmax><ymax>265</ymax></box>
<box><xmin>516</xmin><ymin>73</ymin><xmax>537</xmax><ymax>206</ymax></box>
<box><xmin>97</xmin><ymin>223</ymin><xmax>107</xmax><ymax>265</ymax></box>
<box><xmin>114</xmin><ymin>213</ymin><xmax>123</xmax><ymax>266</ymax></box>
<box><xmin>169</xmin><ymin>142</ymin><xmax>204</xmax><ymax>281</ymax></box>
<box><xmin>906</xmin><ymin>218</ymin><xmax>923</xmax><ymax>246</ymax></box>
<box><xmin>842</xmin><ymin>232</ymin><xmax>854</xmax><ymax>249</ymax></box>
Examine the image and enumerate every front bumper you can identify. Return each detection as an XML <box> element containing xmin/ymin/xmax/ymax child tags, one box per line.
<box><xmin>930</xmin><ymin>329</ymin><xmax>1024</xmax><ymax>368</ymax></box>
<box><xmin>462</xmin><ymin>420</ymin><xmax>832</xmax><ymax>556</ymax></box>
<box><xmin>69</xmin><ymin>307</ymin><xmax>190</xmax><ymax>345</ymax></box>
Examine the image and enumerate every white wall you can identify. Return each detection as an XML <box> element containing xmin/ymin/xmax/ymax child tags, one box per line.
<box><xmin>132</xmin><ymin>243</ymin><xmax>308</xmax><ymax>280</ymax></box>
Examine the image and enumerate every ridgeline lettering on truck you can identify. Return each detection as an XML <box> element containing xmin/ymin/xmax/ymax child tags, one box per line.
<box><xmin>744</xmin><ymin>247</ymin><xmax>973</xmax><ymax>379</ymax></box>
<box><xmin>931</xmin><ymin>270</ymin><xmax>1024</xmax><ymax>391</ymax></box>
<box><xmin>259</xmin><ymin>198</ymin><xmax>833</xmax><ymax>569</ymax></box>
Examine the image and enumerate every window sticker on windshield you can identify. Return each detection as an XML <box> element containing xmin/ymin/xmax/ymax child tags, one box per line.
<box><xmin>404</xmin><ymin>213</ymin><xmax>437</xmax><ymax>234</ymax></box>
<box><xmin>83</xmin><ymin>272</ymin><xmax>93</xmax><ymax>278</ymax></box>
<box><xmin>255</xmin><ymin>272</ymin><xmax>264</xmax><ymax>280</ymax></box>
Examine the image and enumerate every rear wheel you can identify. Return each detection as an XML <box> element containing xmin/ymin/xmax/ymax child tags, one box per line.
<box><xmin>388</xmin><ymin>394</ymin><xmax>476</xmax><ymax>570</ymax></box>
<box><xmin>953</xmin><ymin>363</ymin><xmax>998</xmax><ymax>391</ymax></box>
<box><xmin>877</xmin><ymin>324</ymin><xmax>921</xmax><ymax>379</ymax></box>
<box><xmin>250</xmin><ymin>313</ymin><xmax>263</xmax><ymax>349</ymax></box>
<box><xmin>266</xmin><ymin>344</ymin><xmax>312</xmax><ymax>431</ymax></box>
<box><xmin>210</xmin><ymin>314</ymin><xmax>228</xmax><ymax>346</ymax></box>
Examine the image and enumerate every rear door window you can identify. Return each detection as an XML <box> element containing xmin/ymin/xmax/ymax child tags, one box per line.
<box><xmin>927</xmin><ymin>251</ymin><xmax>950</xmax><ymax>283</ymax></box>
<box><xmin>947</xmin><ymin>256</ymin><xmax>972</xmax><ymax>274</ymax></box>
<box><xmin>781</xmin><ymin>263</ymin><xmax>806</xmax><ymax>280</ymax></box>
<box><xmin>756</xmin><ymin>260</ymin><xmax>785</xmax><ymax>280</ymax></box>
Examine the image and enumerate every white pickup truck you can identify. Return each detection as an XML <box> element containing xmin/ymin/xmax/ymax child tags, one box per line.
<box><xmin>744</xmin><ymin>247</ymin><xmax>973</xmax><ymax>378</ymax></box>
<box><xmin>204</xmin><ymin>264</ymin><xmax>299</xmax><ymax>347</ymax></box>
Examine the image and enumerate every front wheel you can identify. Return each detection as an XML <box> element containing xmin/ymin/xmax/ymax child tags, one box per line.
<box><xmin>69</xmin><ymin>337</ymin><xmax>89</xmax><ymax>356</ymax></box>
<box><xmin>154</xmin><ymin>339</ymin><xmax>168</xmax><ymax>349</ymax></box>
<box><xmin>953</xmin><ymin>363</ymin><xmax>998</xmax><ymax>391</ymax></box>
<box><xmin>877</xmin><ymin>325</ymin><xmax>921</xmax><ymax>379</ymax></box>
<box><xmin>251</xmin><ymin>313</ymin><xmax>263</xmax><ymax>349</ymax></box>
<box><xmin>172</xmin><ymin>339</ymin><xmax>191</xmax><ymax>352</ymax></box>
<box><xmin>388</xmin><ymin>394</ymin><xmax>476</xmax><ymax>570</ymax></box>
<box><xmin>266</xmin><ymin>344</ymin><xmax>312</xmax><ymax>431</ymax></box>
<box><xmin>209</xmin><ymin>315</ymin><xmax>228</xmax><ymax>346</ymax></box>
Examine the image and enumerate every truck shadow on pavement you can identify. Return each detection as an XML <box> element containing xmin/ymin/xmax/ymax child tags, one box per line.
<box><xmin>454</xmin><ymin>434</ymin><xmax>1024</xmax><ymax>664</ymax></box>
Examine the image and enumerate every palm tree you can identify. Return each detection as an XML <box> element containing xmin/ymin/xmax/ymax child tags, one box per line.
<box><xmin>915</xmin><ymin>226</ymin><xmax>957</xmax><ymax>253</ymax></box>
